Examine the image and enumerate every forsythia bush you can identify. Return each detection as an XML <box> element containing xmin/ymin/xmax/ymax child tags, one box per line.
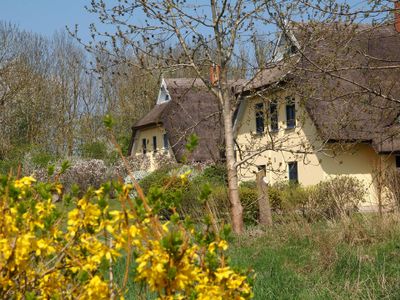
<box><xmin>0</xmin><ymin>175</ymin><xmax>253</xmax><ymax>299</ymax></box>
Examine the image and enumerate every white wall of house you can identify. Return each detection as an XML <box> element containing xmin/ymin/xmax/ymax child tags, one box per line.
<box><xmin>131</xmin><ymin>125</ymin><xmax>175</xmax><ymax>171</ymax></box>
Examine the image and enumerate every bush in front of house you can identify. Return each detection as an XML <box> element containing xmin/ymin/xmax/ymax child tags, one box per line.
<box><xmin>384</xmin><ymin>169</ymin><xmax>400</xmax><ymax>210</ymax></box>
<box><xmin>305</xmin><ymin>176</ymin><xmax>366</xmax><ymax>220</ymax></box>
<box><xmin>200</xmin><ymin>164</ymin><xmax>228</xmax><ymax>185</ymax></box>
<box><xmin>238</xmin><ymin>181</ymin><xmax>259</xmax><ymax>225</ymax></box>
<box><xmin>238</xmin><ymin>176</ymin><xmax>366</xmax><ymax>224</ymax></box>
<box><xmin>138</xmin><ymin>166</ymin><xmax>367</xmax><ymax>225</ymax></box>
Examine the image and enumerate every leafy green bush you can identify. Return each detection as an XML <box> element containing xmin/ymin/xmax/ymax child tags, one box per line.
<box><xmin>200</xmin><ymin>164</ymin><xmax>227</xmax><ymax>185</ymax></box>
<box><xmin>81</xmin><ymin>141</ymin><xmax>107</xmax><ymax>159</ymax></box>
<box><xmin>31</xmin><ymin>151</ymin><xmax>56</xmax><ymax>168</ymax></box>
<box><xmin>239</xmin><ymin>183</ymin><xmax>259</xmax><ymax>225</ymax></box>
<box><xmin>139</xmin><ymin>164</ymin><xmax>177</xmax><ymax>194</ymax></box>
<box><xmin>267</xmin><ymin>182</ymin><xmax>309</xmax><ymax>212</ymax></box>
<box><xmin>306</xmin><ymin>176</ymin><xmax>366</xmax><ymax>220</ymax></box>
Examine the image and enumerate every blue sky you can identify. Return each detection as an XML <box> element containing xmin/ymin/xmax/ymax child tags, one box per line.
<box><xmin>0</xmin><ymin>0</ymin><xmax>98</xmax><ymax>40</ymax></box>
<box><xmin>0</xmin><ymin>0</ymin><xmax>382</xmax><ymax>44</ymax></box>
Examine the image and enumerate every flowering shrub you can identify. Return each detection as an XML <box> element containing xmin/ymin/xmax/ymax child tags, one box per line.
<box><xmin>0</xmin><ymin>175</ymin><xmax>253</xmax><ymax>299</ymax></box>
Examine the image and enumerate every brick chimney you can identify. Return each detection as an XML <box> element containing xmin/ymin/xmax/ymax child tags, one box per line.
<box><xmin>210</xmin><ymin>64</ymin><xmax>220</xmax><ymax>85</ymax></box>
<box><xmin>395</xmin><ymin>1</ymin><xmax>400</xmax><ymax>33</ymax></box>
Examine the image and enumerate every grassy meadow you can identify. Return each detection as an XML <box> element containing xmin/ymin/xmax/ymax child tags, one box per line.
<box><xmin>231</xmin><ymin>215</ymin><xmax>400</xmax><ymax>299</ymax></box>
<box><xmin>111</xmin><ymin>214</ymin><xmax>400</xmax><ymax>299</ymax></box>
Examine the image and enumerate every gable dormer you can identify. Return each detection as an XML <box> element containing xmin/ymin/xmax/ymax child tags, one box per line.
<box><xmin>271</xmin><ymin>26</ymin><xmax>300</xmax><ymax>63</ymax></box>
<box><xmin>156</xmin><ymin>78</ymin><xmax>171</xmax><ymax>104</ymax></box>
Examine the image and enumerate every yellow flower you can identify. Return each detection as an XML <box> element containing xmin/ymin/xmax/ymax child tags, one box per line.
<box><xmin>122</xmin><ymin>183</ymin><xmax>133</xmax><ymax>193</ymax></box>
<box><xmin>83</xmin><ymin>276</ymin><xmax>109</xmax><ymax>300</ymax></box>
<box><xmin>0</xmin><ymin>238</ymin><xmax>13</xmax><ymax>261</ymax></box>
<box><xmin>179</xmin><ymin>170</ymin><xmax>192</xmax><ymax>184</ymax></box>
<box><xmin>14</xmin><ymin>176</ymin><xmax>36</xmax><ymax>188</ymax></box>
<box><xmin>55</xmin><ymin>183</ymin><xmax>63</xmax><ymax>194</ymax></box>
<box><xmin>94</xmin><ymin>186</ymin><xmax>104</xmax><ymax>196</ymax></box>
<box><xmin>35</xmin><ymin>239</ymin><xmax>56</xmax><ymax>256</ymax></box>
<box><xmin>217</xmin><ymin>240</ymin><xmax>228</xmax><ymax>251</ymax></box>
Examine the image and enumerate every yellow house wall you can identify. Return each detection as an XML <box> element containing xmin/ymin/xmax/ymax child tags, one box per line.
<box><xmin>236</xmin><ymin>91</ymin><xmax>325</xmax><ymax>186</ymax></box>
<box><xmin>235</xmin><ymin>91</ymin><xmax>395</xmax><ymax>209</ymax></box>
<box><xmin>131</xmin><ymin>126</ymin><xmax>175</xmax><ymax>171</ymax></box>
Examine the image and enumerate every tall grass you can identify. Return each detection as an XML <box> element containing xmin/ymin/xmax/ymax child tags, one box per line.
<box><xmin>108</xmin><ymin>213</ymin><xmax>400</xmax><ymax>299</ymax></box>
<box><xmin>230</xmin><ymin>214</ymin><xmax>400</xmax><ymax>299</ymax></box>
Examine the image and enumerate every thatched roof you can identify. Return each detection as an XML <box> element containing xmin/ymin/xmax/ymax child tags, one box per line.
<box><xmin>129</xmin><ymin>78</ymin><xmax>224</xmax><ymax>162</ymax></box>
<box><xmin>133</xmin><ymin>102</ymin><xmax>169</xmax><ymax>128</ymax></box>
<box><xmin>241</xmin><ymin>23</ymin><xmax>400</xmax><ymax>153</ymax></box>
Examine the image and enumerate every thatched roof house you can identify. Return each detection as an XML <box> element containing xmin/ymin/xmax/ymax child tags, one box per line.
<box><xmin>236</xmin><ymin>22</ymin><xmax>400</xmax><ymax>154</ymax></box>
<box><xmin>128</xmin><ymin>78</ymin><xmax>225</xmax><ymax>163</ymax></box>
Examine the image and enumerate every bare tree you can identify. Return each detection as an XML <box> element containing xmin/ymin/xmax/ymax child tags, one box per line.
<box><xmin>76</xmin><ymin>0</ymin><xmax>400</xmax><ymax>233</ymax></box>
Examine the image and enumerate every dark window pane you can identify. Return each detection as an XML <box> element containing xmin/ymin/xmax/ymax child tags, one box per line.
<box><xmin>286</xmin><ymin>97</ymin><xmax>296</xmax><ymax>128</ymax></box>
<box><xmin>163</xmin><ymin>133</ymin><xmax>169</xmax><ymax>149</ymax></box>
<box><xmin>270</xmin><ymin>100</ymin><xmax>278</xmax><ymax>131</ymax></box>
<box><xmin>288</xmin><ymin>161</ymin><xmax>298</xmax><ymax>182</ymax></box>
<box><xmin>153</xmin><ymin>136</ymin><xmax>157</xmax><ymax>152</ymax></box>
<box><xmin>142</xmin><ymin>138</ymin><xmax>147</xmax><ymax>154</ymax></box>
<box><xmin>257</xmin><ymin>165</ymin><xmax>266</xmax><ymax>173</ymax></box>
<box><xmin>396</xmin><ymin>156</ymin><xmax>400</xmax><ymax>168</ymax></box>
<box><xmin>255</xmin><ymin>103</ymin><xmax>265</xmax><ymax>134</ymax></box>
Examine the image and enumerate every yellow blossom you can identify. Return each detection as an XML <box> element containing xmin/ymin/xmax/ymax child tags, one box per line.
<box><xmin>14</xmin><ymin>176</ymin><xmax>36</xmax><ymax>188</ymax></box>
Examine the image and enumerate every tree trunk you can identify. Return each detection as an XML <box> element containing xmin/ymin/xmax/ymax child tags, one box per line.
<box><xmin>256</xmin><ymin>170</ymin><xmax>273</xmax><ymax>226</ymax></box>
<box><xmin>222</xmin><ymin>92</ymin><xmax>244</xmax><ymax>234</ymax></box>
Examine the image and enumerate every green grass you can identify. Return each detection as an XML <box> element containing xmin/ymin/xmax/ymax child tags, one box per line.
<box><xmin>110</xmin><ymin>214</ymin><xmax>400</xmax><ymax>299</ymax></box>
<box><xmin>58</xmin><ymin>192</ymin><xmax>400</xmax><ymax>299</ymax></box>
<box><xmin>229</xmin><ymin>215</ymin><xmax>400</xmax><ymax>299</ymax></box>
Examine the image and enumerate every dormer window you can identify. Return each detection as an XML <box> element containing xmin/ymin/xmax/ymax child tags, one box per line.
<box><xmin>157</xmin><ymin>79</ymin><xmax>171</xmax><ymax>104</ymax></box>
<box><xmin>396</xmin><ymin>156</ymin><xmax>400</xmax><ymax>169</ymax></box>
<box><xmin>289</xmin><ymin>44</ymin><xmax>298</xmax><ymax>54</ymax></box>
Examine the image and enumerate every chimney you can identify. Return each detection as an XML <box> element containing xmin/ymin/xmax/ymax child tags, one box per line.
<box><xmin>395</xmin><ymin>1</ymin><xmax>400</xmax><ymax>33</ymax></box>
<box><xmin>210</xmin><ymin>64</ymin><xmax>220</xmax><ymax>85</ymax></box>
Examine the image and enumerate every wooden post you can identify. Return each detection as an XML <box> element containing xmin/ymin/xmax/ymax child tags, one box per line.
<box><xmin>256</xmin><ymin>169</ymin><xmax>273</xmax><ymax>226</ymax></box>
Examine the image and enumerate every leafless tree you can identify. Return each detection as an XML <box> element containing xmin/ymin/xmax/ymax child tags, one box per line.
<box><xmin>74</xmin><ymin>0</ymin><xmax>399</xmax><ymax>233</ymax></box>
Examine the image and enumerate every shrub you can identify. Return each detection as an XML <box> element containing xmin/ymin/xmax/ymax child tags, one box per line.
<box><xmin>0</xmin><ymin>175</ymin><xmax>253</xmax><ymax>299</ymax></box>
<box><xmin>267</xmin><ymin>182</ymin><xmax>309</xmax><ymax>212</ymax></box>
<box><xmin>306</xmin><ymin>176</ymin><xmax>366</xmax><ymax>220</ymax></box>
<box><xmin>178</xmin><ymin>184</ymin><xmax>231</xmax><ymax>224</ymax></box>
<box><xmin>239</xmin><ymin>183</ymin><xmax>259</xmax><ymax>225</ymax></box>
<box><xmin>236</xmin><ymin>177</ymin><xmax>365</xmax><ymax>224</ymax></box>
<box><xmin>200</xmin><ymin>164</ymin><xmax>227</xmax><ymax>185</ymax></box>
<box><xmin>81</xmin><ymin>141</ymin><xmax>108</xmax><ymax>159</ymax></box>
<box><xmin>384</xmin><ymin>169</ymin><xmax>400</xmax><ymax>210</ymax></box>
<box><xmin>139</xmin><ymin>164</ymin><xmax>178</xmax><ymax>193</ymax></box>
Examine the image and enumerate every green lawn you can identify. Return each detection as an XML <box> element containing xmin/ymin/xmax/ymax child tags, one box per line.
<box><xmin>112</xmin><ymin>214</ymin><xmax>400</xmax><ymax>299</ymax></box>
<box><xmin>229</xmin><ymin>215</ymin><xmax>400</xmax><ymax>299</ymax></box>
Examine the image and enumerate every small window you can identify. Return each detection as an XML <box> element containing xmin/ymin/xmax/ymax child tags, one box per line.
<box><xmin>255</xmin><ymin>103</ymin><xmax>265</xmax><ymax>134</ymax></box>
<box><xmin>289</xmin><ymin>44</ymin><xmax>298</xmax><ymax>54</ymax></box>
<box><xmin>396</xmin><ymin>156</ymin><xmax>400</xmax><ymax>168</ymax></box>
<box><xmin>165</xmin><ymin>94</ymin><xmax>169</xmax><ymax>101</ymax></box>
<box><xmin>153</xmin><ymin>136</ymin><xmax>157</xmax><ymax>152</ymax></box>
<box><xmin>288</xmin><ymin>161</ymin><xmax>298</xmax><ymax>182</ymax></box>
<box><xmin>163</xmin><ymin>133</ymin><xmax>169</xmax><ymax>150</ymax></box>
<box><xmin>142</xmin><ymin>138</ymin><xmax>147</xmax><ymax>154</ymax></box>
<box><xmin>286</xmin><ymin>97</ymin><xmax>296</xmax><ymax>129</ymax></box>
<box><xmin>257</xmin><ymin>165</ymin><xmax>266</xmax><ymax>173</ymax></box>
<box><xmin>270</xmin><ymin>100</ymin><xmax>278</xmax><ymax>131</ymax></box>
